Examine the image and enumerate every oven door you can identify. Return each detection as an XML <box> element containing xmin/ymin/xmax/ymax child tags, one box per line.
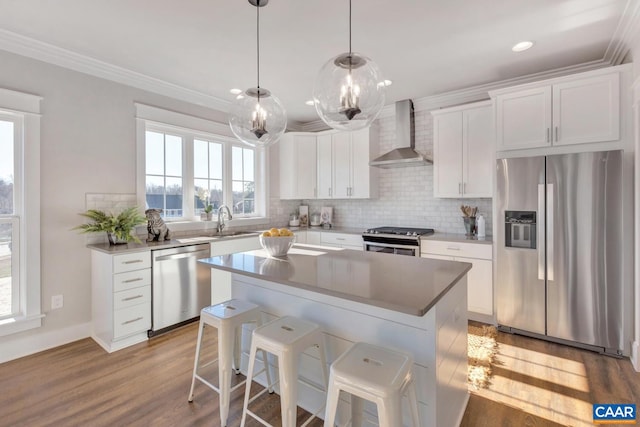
<box><xmin>363</xmin><ymin>241</ymin><xmax>419</xmax><ymax>257</ymax></box>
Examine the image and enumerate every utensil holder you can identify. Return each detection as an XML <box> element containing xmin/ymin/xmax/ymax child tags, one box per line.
<box><xmin>463</xmin><ymin>216</ymin><xmax>477</xmax><ymax>236</ymax></box>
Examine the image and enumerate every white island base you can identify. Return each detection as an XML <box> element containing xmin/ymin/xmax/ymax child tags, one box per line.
<box><xmin>230</xmin><ymin>273</ymin><xmax>469</xmax><ymax>427</ymax></box>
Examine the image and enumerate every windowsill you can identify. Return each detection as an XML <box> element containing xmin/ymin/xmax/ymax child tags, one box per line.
<box><xmin>0</xmin><ymin>314</ymin><xmax>45</xmax><ymax>337</ymax></box>
<box><xmin>136</xmin><ymin>216</ymin><xmax>271</xmax><ymax>234</ymax></box>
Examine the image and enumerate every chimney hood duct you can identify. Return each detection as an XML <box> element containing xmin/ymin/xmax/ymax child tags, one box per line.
<box><xmin>369</xmin><ymin>99</ymin><xmax>432</xmax><ymax>168</ymax></box>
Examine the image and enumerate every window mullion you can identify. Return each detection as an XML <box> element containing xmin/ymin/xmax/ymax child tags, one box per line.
<box><xmin>183</xmin><ymin>135</ymin><xmax>195</xmax><ymax>220</ymax></box>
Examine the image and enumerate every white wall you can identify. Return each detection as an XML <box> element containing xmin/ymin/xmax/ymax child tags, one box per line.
<box><xmin>0</xmin><ymin>49</ymin><xmax>228</xmax><ymax>361</ymax></box>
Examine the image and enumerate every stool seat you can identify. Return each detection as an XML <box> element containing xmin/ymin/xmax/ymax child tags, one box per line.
<box><xmin>188</xmin><ymin>299</ymin><xmax>271</xmax><ymax>427</ymax></box>
<box><xmin>324</xmin><ymin>342</ymin><xmax>420</xmax><ymax>427</ymax></box>
<box><xmin>241</xmin><ymin>316</ymin><xmax>329</xmax><ymax>427</ymax></box>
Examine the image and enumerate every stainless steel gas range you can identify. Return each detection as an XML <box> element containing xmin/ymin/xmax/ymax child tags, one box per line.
<box><xmin>362</xmin><ymin>226</ymin><xmax>434</xmax><ymax>257</ymax></box>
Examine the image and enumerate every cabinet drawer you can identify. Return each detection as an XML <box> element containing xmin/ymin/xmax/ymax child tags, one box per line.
<box><xmin>421</xmin><ymin>240</ymin><xmax>492</xmax><ymax>260</ymax></box>
<box><xmin>113</xmin><ymin>268</ymin><xmax>151</xmax><ymax>292</ymax></box>
<box><xmin>114</xmin><ymin>285</ymin><xmax>151</xmax><ymax>310</ymax></box>
<box><xmin>113</xmin><ymin>251</ymin><xmax>151</xmax><ymax>274</ymax></box>
<box><xmin>114</xmin><ymin>303</ymin><xmax>151</xmax><ymax>339</ymax></box>
<box><xmin>320</xmin><ymin>232</ymin><xmax>362</xmax><ymax>248</ymax></box>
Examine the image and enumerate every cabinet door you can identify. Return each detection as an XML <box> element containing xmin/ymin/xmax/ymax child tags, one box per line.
<box><xmin>463</xmin><ymin>105</ymin><xmax>493</xmax><ymax>198</ymax></box>
<box><xmin>332</xmin><ymin>132</ymin><xmax>351</xmax><ymax>198</ymax></box>
<box><xmin>553</xmin><ymin>73</ymin><xmax>620</xmax><ymax>146</ymax></box>
<box><xmin>295</xmin><ymin>135</ymin><xmax>317</xmax><ymax>199</ymax></box>
<box><xmin>316</xmin><ymin>134</ymin><xmax>333</xmax><ymax>198</ymax></box>
<box><xmin>460</xmin><ymin>257</ymin><xmax>493</xmax><ymax>316</ymax></box>
<box><xmin>350</xmin><ymin>128</ymin><xmax>372</xmax><ymax>199</ymax></box>
<box><xmin>279</xmin><ymin>133</ymin><xmax>296</xmax><ymax>199</ymax></box>
<box><xmin>496</xmin><ymin>86</ymin><xmax>552</xmax><ymax>150</ymax></box>
<box><xmin>433</xmin><ymin>111</ymin><xmax>463</xmax><ymax>197</ymax></box>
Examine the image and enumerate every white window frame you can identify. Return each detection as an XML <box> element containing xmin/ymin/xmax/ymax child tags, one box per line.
<box><xmin>135</xmin><ymin>103</ymin><xmax>269</xmax><ymax>231</ymax></box>
<box><xmin>0</xmin><ymin>88</ymin><xmax>42</xmax><ymax>337</ymax></box>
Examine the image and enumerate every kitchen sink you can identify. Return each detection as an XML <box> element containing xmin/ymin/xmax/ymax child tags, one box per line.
<box><xmin>206</xmin><ymin>231</ymin><xmax>260</xmax><ymax>239</ymax></box>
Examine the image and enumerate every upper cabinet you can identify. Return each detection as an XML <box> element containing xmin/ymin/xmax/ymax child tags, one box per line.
<box><xmin>279</xmin><ymin>132</ymin><xmax>317</xmax><ymax>200</ymax></box>
<box><xmin>492</xmin><ymin>68</ymin><xmax>622</xmax><ymax>151</ymax></box>
<box><xmin>432</xmin><ymin>101</ymin><xmax>493</xmax><ymax>198</ymax></box>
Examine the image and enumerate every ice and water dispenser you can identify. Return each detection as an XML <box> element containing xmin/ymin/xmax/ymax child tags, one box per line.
<box><xmin>505</xmin><ymin>211</ymin><xmax>537</xmax><ymax>249</ymax></box>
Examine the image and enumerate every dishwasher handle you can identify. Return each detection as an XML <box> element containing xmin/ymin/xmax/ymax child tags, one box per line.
<box><xmin>154</xmin><ymin>248</ymin><xmax>210</xmax><ymax>262</ymax></box>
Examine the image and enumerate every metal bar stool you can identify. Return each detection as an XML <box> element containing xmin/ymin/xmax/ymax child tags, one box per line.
<box><xmin>188</xmin><ymin>299</ymin><xmax>272</xmax><ymax>427</ymax></box>
<box><xmin>323</xmin><ymin>342</ymin><xmax>420</xmax><ymax>427</ymax></box>
<box><xmin>241</xmin><ymin>315</ymin><xmax>329</xmax><ymax>427</ymax></box>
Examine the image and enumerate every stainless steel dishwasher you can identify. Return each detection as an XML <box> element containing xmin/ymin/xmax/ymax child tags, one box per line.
<box><xmin>149</xmin><ymin>243</ymin><xmax>211</xmax><ymax>337</ymax></box>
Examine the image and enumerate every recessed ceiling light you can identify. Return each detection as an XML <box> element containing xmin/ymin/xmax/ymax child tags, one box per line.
<box><xmin>305</xmin><ymin>99</ymin><xmax>316</xmax><ymax>106</ymax></box>
<box><xmin>512</xmin><ymin>41</ymin><xmax>534</xmax><ymax>52</ymax></box>
<box><xmin>383</xmin><ymin>79</ymin><xmax>393</xmax><ymax>86</ymax></box>
<box><xmin>229</xmin><ymin>88</ymin><xmax>243</xmax><ymax>95</ymax></box>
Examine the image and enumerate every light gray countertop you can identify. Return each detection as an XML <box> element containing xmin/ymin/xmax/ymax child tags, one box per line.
<box><xmin>423</xmin><ymin>232</ymin><xmax>493</xmax><ymax>245</ymax></box>
<box><xmin>199</xmin><ymin>243</ymin><xmax>472</xmax><ymax>317</ymax></box>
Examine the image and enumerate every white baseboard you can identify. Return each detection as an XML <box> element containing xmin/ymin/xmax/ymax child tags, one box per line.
<box><xmin>0</xmin><ymin>322</ymin><xmax>91</xmax><ymax>364</ymax></box>
<box><xmin>632</xmin><ymin>341</ymin><xmax>640</xmax><ymax>372</ymax></box>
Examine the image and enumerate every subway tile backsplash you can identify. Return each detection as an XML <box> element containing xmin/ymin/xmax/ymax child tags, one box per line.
<box><xmin>270</xmin><ymin>109</ymin><xmax>494</xmax><ymax>236</ymax></box>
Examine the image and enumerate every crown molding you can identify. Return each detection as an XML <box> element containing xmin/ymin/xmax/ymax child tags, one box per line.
<box><xmin>604</xmin><ymin>0</ymin><xmax>640</xmax><ymax>65</ymax></box>
<box><xmin>0</xmin><ymin>29</ymin><xmax>231</xmax><ymax>113</ymax></box>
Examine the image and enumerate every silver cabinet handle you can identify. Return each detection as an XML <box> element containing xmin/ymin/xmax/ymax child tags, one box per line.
<box><xmin>123</xmin><ymin>278</ymin><xmax>143</xmax><ymax>283</ymax></box>
<box><xmin>123</xmin><ymin>259</ymin><xmax>144</xmax><ymax>265</ymax></box>
<box><xmin>463</xmin><ymin>182</ymin><xmax>466</xmax><ymax>193</ymax></box>
<box><xmin>122</xmin><ymin>317</ymin><xmax>143</xmax><ymax>325</ymax></box>
<box><xmin>329</xmin><ymin>187</ymin><xmax>332</xmax><ymax>197</ymax></box>
<box><xmin>458</xmin><ymin>183</ymin><xmax>462</xmax><ymax>194</ymax></box>
<box><xmin>555</xmin><ymin>126</ymin><xmax>558</xmax><ymax>142</ymax></box>
<box><xmin>446</xmin><ymin>246</ymin><xmax>460</xmax><ymax>251</ymax></box>
<box><xmin>122</xmin><ymin>294</ymin><xmax>144</xmax><ymax>302</ymax></box>
<box><xmin>336</xmin><ymin>237</ymin><xmax>346</xmax><ymax>241</ymax></box>
<box><xmin>546</xmin><ymin>128</ymin><xmax>550</xmax><ymax>143</ymax></box>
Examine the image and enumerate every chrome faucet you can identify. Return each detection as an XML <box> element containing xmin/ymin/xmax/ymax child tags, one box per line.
<box><xmin>217</xmin><ymin>205</ymin><xmax>232</xmax><ymax>234</ymax></box>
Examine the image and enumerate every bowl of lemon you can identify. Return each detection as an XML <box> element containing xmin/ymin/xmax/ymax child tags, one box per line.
<box><xmin>259</xmin><ymin>228</ymin><xmax>296</xmax><ymax>257</ymax></box>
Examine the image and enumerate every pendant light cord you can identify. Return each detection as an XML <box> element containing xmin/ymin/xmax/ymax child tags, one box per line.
<box><xmin>256</xmin><ymin>1</ymin><xmax>260</xmax><ymax>89</ymax></box>
<box><xmin>348</xmin><ymin>0</ymin><xmax>352</xmax><ymax>55</ymax></box>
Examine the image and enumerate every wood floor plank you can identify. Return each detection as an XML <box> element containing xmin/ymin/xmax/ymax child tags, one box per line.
<box><xmin>1</xmin><ymin>322</ymin><xmax>638</xmax><ymax>426</ymax></box>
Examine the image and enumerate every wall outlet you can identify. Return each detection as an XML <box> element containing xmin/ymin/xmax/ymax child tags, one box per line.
<box><xmin>51</xmin><ymin>294</ymin><xmax>64</xmax><ymax>310</ymax></box>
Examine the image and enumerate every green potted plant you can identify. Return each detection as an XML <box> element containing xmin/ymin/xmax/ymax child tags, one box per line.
<box><xmin>75</xmin><ymin>206</ymin><xmax>147</xmax><ymax>245</ymax></box>
<box><xmin>197</xmin><ymin>188</ymin><xmax>214</xmax><ymax>221</ymax></box>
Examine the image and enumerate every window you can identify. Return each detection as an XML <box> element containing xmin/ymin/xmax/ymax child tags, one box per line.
<box><xmin>135</xmin><ymin>104</ymin><xmax>266</xmax><ymax>225</ymax></box>
<box><xmin>145</xmin><ymin>131</ymin><xmax>183</xmax><ymax>218</ymax></box>
<box><xmin>194</xmin><ymin>139</ymin><xmax>223</xmax><ymax>213</ymax></box>
<box><xmin>0</xmin><ymin>88</ymin><xmax>42</xmax><ymax>337</ymax></box>
<box><xmin>232</xmin><ymin>146</ymin><xmax>255</xmax><ymax>215</ymax></box>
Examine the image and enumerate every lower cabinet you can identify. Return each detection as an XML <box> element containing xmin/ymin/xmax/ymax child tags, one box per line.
<box><xmin>319</xmin><ymin>231</ymin><xmax>363</xmax><ymax>250</ymax></box>
<box><xmin>210</xmin><ymin>235</ymin><xmax>261</xmax><ymax>305</ymax></box>
<box><xmin>91</xmin><ymin>249</ymin><xmax>152</xmax><ymax>353</ymax></box>
<box><xmin>421</xmin><ymin>240</ymin><xmax>493</xmax><ymax>320</ymax></box>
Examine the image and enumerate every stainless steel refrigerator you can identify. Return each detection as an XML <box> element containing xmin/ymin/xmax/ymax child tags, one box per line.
<box><xmin>496</xmin><ymin>150</ymin><xmax>625</xmax><ymax>355</ymax></box>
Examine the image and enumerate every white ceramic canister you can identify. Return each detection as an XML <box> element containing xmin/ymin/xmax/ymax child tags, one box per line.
<box><xmin>477</xmin><ymin>214</ymin><xmax>486</xmax><ymax>238</ymax></box>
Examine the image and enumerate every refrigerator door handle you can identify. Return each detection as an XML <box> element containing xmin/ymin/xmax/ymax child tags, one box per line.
<box><xmin>537</xmin><ymin>184</ymin><xmax>545</xmax><ymax>280</ymax></box>
<box><xmin>547</xmin><ymin>183</ymin><xmax>554</xmax><ymax>281</ymax></box>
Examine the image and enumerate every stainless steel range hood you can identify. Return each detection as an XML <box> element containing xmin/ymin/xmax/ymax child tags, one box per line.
<box><xmin>369</xmin><ymin>99</ymin><xmax>432</xmax><ymax>168</ymax></box>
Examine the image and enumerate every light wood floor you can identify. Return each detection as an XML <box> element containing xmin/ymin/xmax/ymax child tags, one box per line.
<box><xmin>1</xmin><ymin>322</ymin><xmax>638</xmax><ymax>427</ymax></box>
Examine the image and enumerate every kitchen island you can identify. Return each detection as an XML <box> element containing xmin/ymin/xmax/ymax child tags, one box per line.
<box><xmin>200</xmin><ymin>244</ymin><xmax>472</xmax><ymax>426</ymax></box>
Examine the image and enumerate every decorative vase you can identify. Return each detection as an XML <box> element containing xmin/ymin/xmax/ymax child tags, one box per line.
<box><xmin>463</xmin><ymin>217</ymin><xmax>477</xmax><ymax>236</ymax></box>
<box><xmin>107</xmin><ymin>232</ymin><xmax>128</xmax><ymax>245</ymax></box>
<box><xmin>201</xmin><ymin>212</ymin><xmax>213</xmax><ymax>221</ymax></box>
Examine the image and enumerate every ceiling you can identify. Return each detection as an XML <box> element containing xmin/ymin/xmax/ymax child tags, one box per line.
<box><xmin>0</xmin><ymin>0</ymin><xmax>635</xmax><ymax>125</ymax></box>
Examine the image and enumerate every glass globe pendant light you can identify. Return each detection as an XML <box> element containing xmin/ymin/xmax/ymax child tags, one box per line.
<box><xmin>313</xmin><ymin>0</ymin><xmax>385</xmax><ymax>131</ymax></box>
<box><xmin>229</xmin><ymin>0</ymin><xmax>287</xmax><ymax>147</ymax></box>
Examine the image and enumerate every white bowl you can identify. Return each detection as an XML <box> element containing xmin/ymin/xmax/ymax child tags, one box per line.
<box><xmin>259</xmin><ymin>235</ymin><xmax>296</xmax><ymax>257</ymax></box>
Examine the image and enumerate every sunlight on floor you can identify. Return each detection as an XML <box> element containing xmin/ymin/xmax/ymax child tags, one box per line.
<box><xmin>473</xmin><ymin>341</ymin><xmax>594</xmax><ymax>426</ymax></box>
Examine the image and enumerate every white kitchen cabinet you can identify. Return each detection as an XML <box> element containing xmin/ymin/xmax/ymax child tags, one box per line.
<box><xmin>279</xmin><ymin>132</ymin><xmax>317</xmax><ymax>199</ymax></box>
<box><xmin>306</xmin><ymin>230</ymin><xmax>322</xmax><ymax>245</ymax></box>
<box><xmin>210</xmin><ymin>235</ymin><xmax>261</xmax><ymax>305</ymax></box>
<box><xmin>320</xmin><ymin>232</ymin><xmax>363</xmax><ymax>250</ymax></box>
<box><xmin>421</xmin><ymin>240</ymin><xmax>493</xmax><ymax>320</ymax></box>
<box><xmin>316</xmin><ymin>126</ymin><xmax>379</xmax><ymax>199</ymax></box>
<box><xmin>432</xmin><ymin>101</ymin><xmax>493</xmax><ymax>198</ymax></box>
<box><xmin>316</xmin><ymin>134</ymin><xmax>333</xmax><ymax>199</ymax></box>
<box><xmin>493</xmin><ymin>69</ymin><xmax>620</xmax><ymax>151</ymax></box>
<box><xmin>91</xmin><ymin>249</ymin><xmax>152</xmax><ymax>353</ymax></box>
